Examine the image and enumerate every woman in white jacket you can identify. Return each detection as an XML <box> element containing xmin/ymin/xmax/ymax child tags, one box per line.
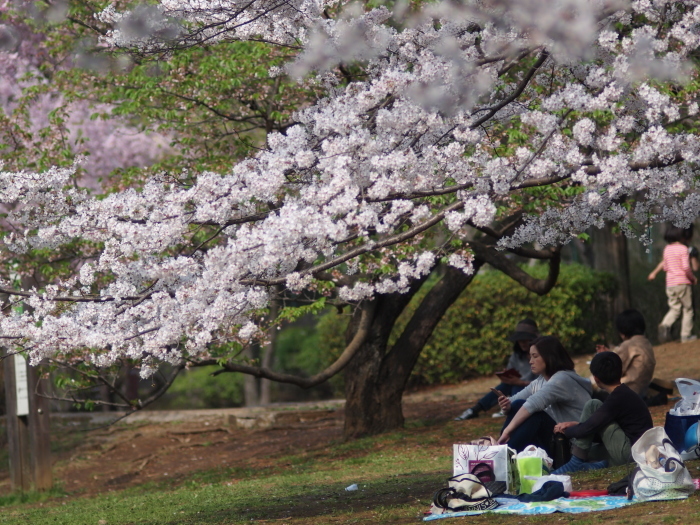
<box><xmin>497</xmin><ymin>336</ymin><xmax>591</xmax><ymax>454</ymax></box>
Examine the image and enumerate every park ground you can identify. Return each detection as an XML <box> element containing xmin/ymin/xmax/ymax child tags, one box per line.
<box><xmin>1</xmin><ymin>340</ymin><xmax>700</xmax><ymax>524</ymax></box>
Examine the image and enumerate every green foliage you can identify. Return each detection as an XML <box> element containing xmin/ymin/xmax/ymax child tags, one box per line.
<box><xmin>410</xmin><ymin>263</ymin><xmax>615</xmax><ymax>385</ymax></box>
<box><xmin>0</xmin><ymin>486</ymin><xmax>66</xmax><ymax>508</ymax></box>
<box><xmin>275</xmin><ymin>315</ymin><xmax>348</xmax><ymax>397</ymax></box>
<box><xmin>155</xmin><ymin>366</ymin><xmax>244</xmax><ymax>409</ymax></box>
<box><xmin>317</xmin><ymin>263</ymin><xmax>615</xmax><ymax>386</ymax></box>
<box><xmin>277</xmin><ymin>297</ymin><xmax>328</xmax><ymax>324</ymax></box>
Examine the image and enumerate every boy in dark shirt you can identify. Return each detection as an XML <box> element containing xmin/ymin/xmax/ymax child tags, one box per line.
<box><xmin>551</xmin><ymin>351</ymin><xmax>654</xmax><ymax>474</ymax></box>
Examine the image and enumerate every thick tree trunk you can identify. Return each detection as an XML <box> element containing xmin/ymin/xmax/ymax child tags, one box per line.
<box><xmin>343</xmin><ymin>263</ymin><xmax>483</xmax><ymax>439</ymax></box>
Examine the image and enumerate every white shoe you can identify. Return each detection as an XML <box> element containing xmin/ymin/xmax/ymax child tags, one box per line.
<box><xmin>491</xmin><ymin>410</ymin><xmax>506</xmax><ymax>418</ymax></box>
<box><xmin>455</xmin><ymin>408</ymin><xmax>479</xmax><ymax>421</ymax></box>
<box><xmin>682</xmin><ymin>335</ymin><xmax>697</xmax><ymax>343</ymax></box>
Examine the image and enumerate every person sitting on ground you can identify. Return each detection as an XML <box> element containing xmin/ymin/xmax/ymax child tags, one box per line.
<box><xmin>496</xmin><ymin>336</ymin><xmax>591</xmax><ymax>455</ymax></box>
<box><xmin>595</xmin><ymin>309</ymin><xmax>655</xmax><ymax>398</ymax></box>
<box><xmin>455</xmin><ymin>318</ymin><xmax>539</xmax><ymax>421</ymax></box>
<box><xmin>551</xmin><ymin>351</ymin><xmax>654</xmax><ymax>474</ymax></box>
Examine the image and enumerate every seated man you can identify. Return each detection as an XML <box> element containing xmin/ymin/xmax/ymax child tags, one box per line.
<box><xmin>551</xmin><ymin>351</ymin><xmax>654</xmax><ymax>474</ymax></box>
<box><xmin>596</xmin><ymin>309</ymin><xmax>655</xmax><ymax>398</ymax></box>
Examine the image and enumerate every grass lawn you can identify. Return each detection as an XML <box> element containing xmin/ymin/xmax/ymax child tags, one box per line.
<box><xmin>2</xmin><ymin>412</ymin><xmax>700</xmax><ymax>525</ymax></box>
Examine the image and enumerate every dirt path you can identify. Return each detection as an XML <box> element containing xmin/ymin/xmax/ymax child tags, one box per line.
<box><xmin>1</xmin><ymin>339</ymin><xmax>699</xmax><ymax>499</ymax></box>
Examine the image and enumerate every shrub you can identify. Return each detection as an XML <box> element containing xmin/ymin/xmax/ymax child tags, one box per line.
<box><xmin>317</xmin><ymin>263</ymin><xmax>616</xmax><ymax>387</ymax></box>
<box><xmin>154</xmin><ymin>365</ymin><xmax>245</xmax><ymax>409</ymax></box>
<box><xmin>274</xmin><ymin>323</ymin><xmax>345</xmax><ymax>399</ymax></box>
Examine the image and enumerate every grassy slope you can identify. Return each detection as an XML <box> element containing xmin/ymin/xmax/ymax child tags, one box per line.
<box><xmin>4</xmin><ymin>341</ymin><xmax>700</xmax><ymax>524</ymax></box>
<box><xmin>1</xmin><ymin>414</ymin><xmax>700</xmax><ymax>525</ymax></box>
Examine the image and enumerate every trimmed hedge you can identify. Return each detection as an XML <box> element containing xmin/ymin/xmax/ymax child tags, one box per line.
<box><xmin>317</xmin><ymin>263</ymin><xmax>616</xmax><ymax>388</ymax></box>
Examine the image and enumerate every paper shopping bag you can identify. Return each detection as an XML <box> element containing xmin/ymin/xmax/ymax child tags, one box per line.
<box><xmin>453</xmin><ymin>444</ymin><xmax>516</xmax><ymax>494</ymax></box>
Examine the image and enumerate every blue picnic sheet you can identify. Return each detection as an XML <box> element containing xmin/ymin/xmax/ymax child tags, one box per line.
<box><xmin>424</xmin><ymin>495</ymin><xmax>635</xmax><ymax>520</ymax></box>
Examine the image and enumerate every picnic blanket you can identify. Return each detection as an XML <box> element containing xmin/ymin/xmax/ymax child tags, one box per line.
<box><xmin>423</xmin><ymin>495</ymin><xmax>634</xmax><ymax>520</ymax></box>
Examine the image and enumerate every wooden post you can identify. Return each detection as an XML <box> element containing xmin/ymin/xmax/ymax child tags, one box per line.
<box><xmin>4</xmin><ymin>353</ymin><xmax>31</xmax><ymax>491</ymax></box>
<box><xmin>27</xmin><ymin>364</ymin><xmax>52</xmax><ymax>490</ymax></box>
<box><xmin>4</xmin><ymin>353</ymin><xmax>52</xmax><ymax>492</ymax></box>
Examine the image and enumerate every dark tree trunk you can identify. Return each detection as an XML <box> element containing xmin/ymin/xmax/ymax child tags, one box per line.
<box><xmin>589</xmin><ymin>224</ymin><xmax>631</xmax><ymax>312</ymax></box>
<box><xmin>343</xmin><ymin>263</ymin><xmax>483</xmax><ymax>439</ymax></box>
<box><xmin>259</xmin><ymin>287</ymin><xmax>281</xmax><ymax>405</ymax></box>
<box><xmin>242</xmin><ymin>344</ymin><xmax>259</xmax><ymax>406</ymax></box>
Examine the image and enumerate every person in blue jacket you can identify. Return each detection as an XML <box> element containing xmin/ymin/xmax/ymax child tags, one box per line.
<box><xmin>455</xmin><ymin>319</ymin><xmax>539</xmax><ymax>421</ymax></box>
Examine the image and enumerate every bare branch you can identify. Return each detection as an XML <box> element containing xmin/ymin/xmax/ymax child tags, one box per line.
<box><xmin>468</xmin><ymin>241</ymin><xmax>561</xmax><ymax>295</ymax></box>
<box><xmin>204</xmin><ymin>301</ymin><xmax>374</xmax><ymax>387</ymax></box>
<box><xmin>0</xmin><ymin>286</ymin><xmax>153</xmax><ymax>303</ymax></box>
<box><xmin>137</xmin><ymin>363</ymin><xmax>185</xmax><ymax>407</ymax></box>
<box><xmin>470</xmin><ymin>50</ymin><xmax>549</xmax><ymax>129</ymax></box>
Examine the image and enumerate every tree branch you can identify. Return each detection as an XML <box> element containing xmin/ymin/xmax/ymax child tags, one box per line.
<box><xmin>0</xmin><ymin>286</ymin><xmax>153</xmax><ymax>303</ymax></box>
<box><xmin>209</xmin><ymin>301</ymin><xmax>374</xmax><ymax>388</ymax></box>
<box><xmin>470</xmin><ymin>50</ymin><xmax>549</xmax><ymax>129</ymax></box>
<box><xmin>240</xmin><ymin>200</ymin><xmax>466</xmax><ymax>286</ymax></box>
<box><xmin>137</xmin><ymin>363</ymin><xmax>185</xmax><ymax>407</ymax></box>
<box><xmin>468</xmin><ymin>241</ymin><xmax>561</xmax><ymax>295</ymax></box>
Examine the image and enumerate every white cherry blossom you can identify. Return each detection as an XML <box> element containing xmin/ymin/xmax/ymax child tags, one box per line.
<box><xmin>1</xmin><ymin>0</ymin><xmax>700</xmax><ymax>375</ymax></box>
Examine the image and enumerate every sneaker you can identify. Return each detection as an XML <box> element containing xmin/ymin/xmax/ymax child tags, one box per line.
<box><xmin>551</xmin><ymin>456</ymin><xmax>608</xmax><ymax>475</ymax></box>
<box><xmin>491</xmin><ymin>410</ymin><xmax>506</xmax><ymax>418</ymax></box>
<box><xmin>658</xmin><ymin>324</ymin><xmax>671</xmax><ymax>344</ymax></box>
<box><xmin>454</xmin><ymin>408</ymin><xmax>479</xmax><ymax>421</ymax></box>
<box><xmin>682</xmin><ymin>335</ymin><xmax>698</xmax><ymax>343</ymax></box>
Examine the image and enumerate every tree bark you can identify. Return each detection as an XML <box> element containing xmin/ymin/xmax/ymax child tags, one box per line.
<box><xmin>589</xmin><ymin>224</ymin><xmax>631</xmax><ymax>312</ymax></box>
<box><xmin>341</xmin><ymin>244</ymin><xmax>562</xmax><ymax>439</ymax></box>
<box><xmin>242</xmin><ymin>344</ymin><xmax>259</xmax><ymax>406</ymax></box>
<box><xmin>343</xmin><ymin>263</ymin><xmax>483</xmax><ymax>439</ymax></box>
<box><xmin>259</xmin><ymin>286</ymin><xmax>281</xmax><ymax>405</ymax></box>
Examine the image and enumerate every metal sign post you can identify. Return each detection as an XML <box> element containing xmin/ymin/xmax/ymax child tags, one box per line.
<box><xmin>4</xmin><ymin>353</ymin><xmax>52</xmax><ymax>492</ymax></box>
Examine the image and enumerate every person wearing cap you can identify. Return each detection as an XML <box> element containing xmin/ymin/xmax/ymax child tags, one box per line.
<box><xmin>455</xmin><ymin>319</ymin><xmax>540</xmax><ymax>421</ymax></box>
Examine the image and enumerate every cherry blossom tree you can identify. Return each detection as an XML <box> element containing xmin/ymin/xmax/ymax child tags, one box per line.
<box><xmin>0</xmin><ymin>0</ymin><xmax>174</xmax><ymax>410</ymax></box>
<box><xmin>0</xmin><ymin>1</ymin><xmax>170</xmax><ymax>179</ymax></box>
<box><xmin>2</xmin><ymin>0</ymin><xmax>700</xmax><ymax>435</ymax></box>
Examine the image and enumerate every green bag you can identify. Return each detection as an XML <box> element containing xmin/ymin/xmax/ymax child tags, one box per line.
<box><xmin>516</xmin><ymin>457</ymin><xmax>548</xmax><ymax>494</ymax></box>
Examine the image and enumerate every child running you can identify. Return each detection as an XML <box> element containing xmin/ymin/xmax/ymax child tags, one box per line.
<box><xmin>648</xmin><ymin>225</ymin><xmax>698</xmax><ymax>343</ymax></box>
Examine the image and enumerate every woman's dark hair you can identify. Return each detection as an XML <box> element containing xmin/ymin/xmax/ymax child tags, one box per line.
<box><xmin>531</xmin><ymin>336</ymin><xmax>575</xmax><ymax>377</ymax></box>
<box><xmin>682</xmin><ymin>225</ymin><xmax>694</xmax><ymax>242</ymax></box>
<box><xmin>664</xmin><ymin>225</ymin><xmax>685</xmax><ymax>243</ymax></box>
<box><xmin>590</xmin><ymin>351</ymin><xmax>622</xmax><ymax>386</ymax></box>
<box><xmin>615</xmin><ymin>309</ymin><xmax>646</xmax><ymax>338</ymax></box>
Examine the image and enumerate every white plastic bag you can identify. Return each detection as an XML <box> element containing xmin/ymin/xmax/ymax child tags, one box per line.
<box><xmin>514</xmin><ymin>445</ymin><xmax>553</xmax><ymax>470</ymax></box>
<box><xmin>530</xmin><ymin>474</ymin><xmax>573</xmax><ymax>493</ymax></box>
<box><xmin>630</xmin><ymin>427</ymin><xmax>696</xmax><ymax>501</ymax></box>
<box><xmin>669</xmin><ymin>378</ymin><xmax>700</xmax><ymax>416</ymax></box>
